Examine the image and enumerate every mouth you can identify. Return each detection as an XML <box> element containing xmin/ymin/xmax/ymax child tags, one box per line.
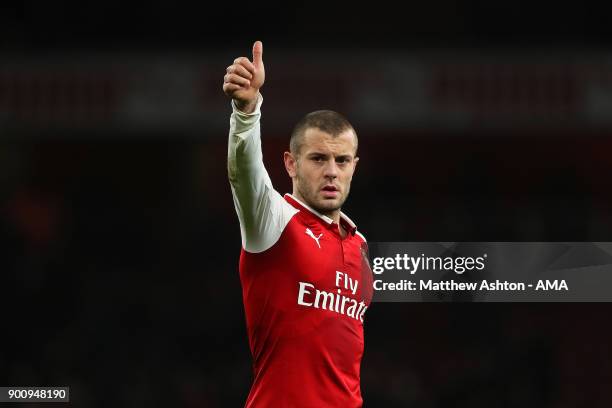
<box><xmin>321</xmin><ymin>185</ymin><xmax>339</xmax><ymax>198</ymax></box>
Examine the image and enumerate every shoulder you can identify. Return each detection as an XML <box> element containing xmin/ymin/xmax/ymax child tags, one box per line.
<box><xmin>243</xmin><ymin>198</ymin><xmax>301</xmax><ymax>254</ymax></box>
<box><xmin>355</xmin><ymin>230</ymin><xmax>367</xmax><ymax>243</ymax></box>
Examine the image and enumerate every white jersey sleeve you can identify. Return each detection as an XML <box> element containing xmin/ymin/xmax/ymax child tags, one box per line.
<box><xmin>227</xmin><ymin>93</ymin><xmax>299</xmax><ymax>253</ymax></box>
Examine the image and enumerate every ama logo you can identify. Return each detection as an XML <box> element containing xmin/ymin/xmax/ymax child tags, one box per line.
<box><xmin>535</xmin><ymin>280</ymin><xmax>568</xmax><ymax>290</ymax></box>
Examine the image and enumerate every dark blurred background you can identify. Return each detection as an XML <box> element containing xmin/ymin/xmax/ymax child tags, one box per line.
<box><xmin>2</xmin><ymin>1</ymin><xmax>612</xmax><ymax>407</ymax></box>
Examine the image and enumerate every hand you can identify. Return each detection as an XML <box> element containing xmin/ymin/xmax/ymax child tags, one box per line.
<box><xmin>223</xmin><ymin>41</ymin><xmax>265</xmax><ymax>113</ymax></box>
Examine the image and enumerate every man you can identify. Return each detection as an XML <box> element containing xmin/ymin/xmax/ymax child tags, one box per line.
<box><xmin>224</xmin><ymin>41</ymin><xmax>372</xmax><ymax>407</ymax></box>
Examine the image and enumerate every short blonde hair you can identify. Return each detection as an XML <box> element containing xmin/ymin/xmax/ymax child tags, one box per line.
<box><xmin>289</xmin><ymin>110</ymin><xmax>357</xmax><ymax>155</ymax></box>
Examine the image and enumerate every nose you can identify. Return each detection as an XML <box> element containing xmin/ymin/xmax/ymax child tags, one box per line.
<box><xmin>323</xmin><ymin>159</ymin><xmax>339</xmax><ymax>179</ymax></box>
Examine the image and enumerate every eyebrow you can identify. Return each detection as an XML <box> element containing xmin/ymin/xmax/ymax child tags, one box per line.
<box><xmin>306</xmin><ymin>152</ymin><xmax>353</xmax><ymax>159</ymax></box>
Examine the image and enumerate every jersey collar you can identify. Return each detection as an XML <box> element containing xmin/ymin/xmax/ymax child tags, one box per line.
<box><xmin>284</xmin><ymin>193</ymin><xmax>357</xmax><ymax>235</ymax></box>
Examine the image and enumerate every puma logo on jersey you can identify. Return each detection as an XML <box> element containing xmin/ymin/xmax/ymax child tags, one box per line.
<box><xmin>305</xmin><ymin>228</ymin><xmax>323</xmax><ymax>249</ymax></box>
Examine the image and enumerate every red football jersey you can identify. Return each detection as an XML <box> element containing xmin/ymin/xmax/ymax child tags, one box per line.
<box><xmin>228</xmin><ymin>94</ymin><xmax>372</xmax><ymax>407</ymax></box>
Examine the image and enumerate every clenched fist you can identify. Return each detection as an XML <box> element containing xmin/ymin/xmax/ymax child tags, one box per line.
<box><xmin>223</xmin><ymin>41</ymin><xmax>265</xmax><ymax>113</ymax></box>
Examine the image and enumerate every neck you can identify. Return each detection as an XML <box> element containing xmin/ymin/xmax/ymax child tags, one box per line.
<box><xmin>292</xmin><ymin>190</ymin><xmax>341</xmax><ymax>224</ymax></box>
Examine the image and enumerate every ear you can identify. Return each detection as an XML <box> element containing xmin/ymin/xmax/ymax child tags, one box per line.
<box><xmin>284</xmin><ymin>151</ymin><xmax>297</xmax><ymax>178</ymax></box>
<box><xmin>353</xmin><ymin>156</ymin><xmax>359</xmax><ymax>173</ymax></box>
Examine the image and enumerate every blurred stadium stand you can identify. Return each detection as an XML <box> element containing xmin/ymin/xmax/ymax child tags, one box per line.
<box><xmin>2</xmin><ymin>53</ymin><xmax>612</xmax><ymax>133</ymax></box>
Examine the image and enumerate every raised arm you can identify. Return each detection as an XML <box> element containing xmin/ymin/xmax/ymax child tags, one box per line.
<box><xmin>224</xmin><ymin>41</ymin><xmax>298</xmax><ymax>253</ymax></box>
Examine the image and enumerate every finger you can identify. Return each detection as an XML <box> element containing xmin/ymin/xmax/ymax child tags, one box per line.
<box><xmin>233</xmin><ymin>57</ymin><xmax>255</xmax><ymax>74</ymax></box>
<box><xmin>223</xmin><ymin>83</ymin><xmax>243</xmax><ymax>93</ymax></box>
<box><xmin>224</xmin><ymin>73</ymin><xmax>250</xmax><ymax>87</ymax></box>
<box><xmin>252</xmin><ymin>41</ymin><xmax>263</xmax><ymax>68</ymax></box>
<box><xmin>225</xmin><ymin>73</ymin><xmax>250</xmax><ymax>87</ymax></box>
<box><xmin>227</xmin><ymin>64</ymin><xmax>253</xmax><ymax>80</ymax></box>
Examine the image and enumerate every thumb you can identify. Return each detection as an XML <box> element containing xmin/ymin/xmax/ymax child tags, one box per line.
<box><xmin>252</xmin><ymin>41</ymin><xmax>263</xmax><ymax>68</ymax></box>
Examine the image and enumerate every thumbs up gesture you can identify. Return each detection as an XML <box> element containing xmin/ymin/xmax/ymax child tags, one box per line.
<box><xmin>223</xmin><ymin>41</ymin><xmax>265</xmax><ymax>113</ymax></box>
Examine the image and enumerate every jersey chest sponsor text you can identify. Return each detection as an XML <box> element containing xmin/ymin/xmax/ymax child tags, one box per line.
<box><xmin>291</xmin><ymin>220</ymin><xmax>369</xmax><ymax>322</ymax></box>
<box><xmin>296</xmin><ymin>270</ymin><xmax>368</xmax><ymax>322</ymax></box>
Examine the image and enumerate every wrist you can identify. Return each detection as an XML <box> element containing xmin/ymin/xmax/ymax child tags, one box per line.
<box><xmin>234</xmin><ymin>95</ymin><xmax>259</xmax><ymax>114</ymax></box>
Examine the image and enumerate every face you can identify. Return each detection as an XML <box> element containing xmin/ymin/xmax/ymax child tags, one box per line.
<box><xmin>284</xmin><ymin>127</ymin><xmax>359</xmax><ymax>217</ymax></box>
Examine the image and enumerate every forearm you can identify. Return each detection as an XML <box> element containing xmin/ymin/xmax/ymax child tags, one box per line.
<box><xmin>228</xmin><ymin>93</ymin><xmax>264</xmax><ymax>182</ymax></box>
